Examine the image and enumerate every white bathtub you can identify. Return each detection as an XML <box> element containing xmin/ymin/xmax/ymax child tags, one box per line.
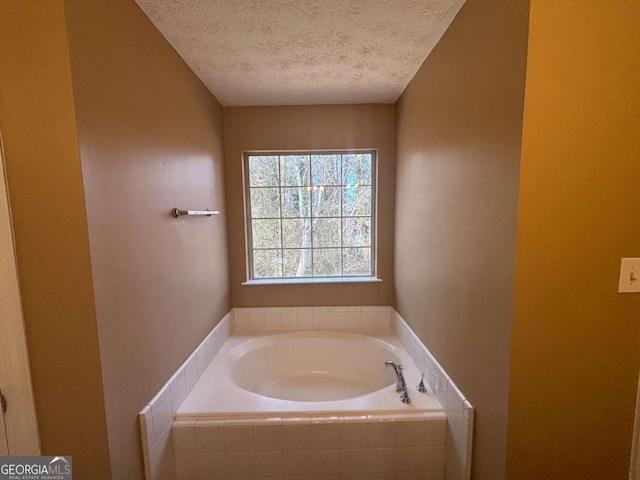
<box><xmin>176</xmin><ymin>329</ymin><xmax>442</xmax><ymax>420</ymax></box>
<box><xmin>171</xmin><ymin>327</ymin><xmax>451</xmax><ymax>480</ymax></box>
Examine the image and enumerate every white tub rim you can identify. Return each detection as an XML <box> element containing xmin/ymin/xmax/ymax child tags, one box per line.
<box><xmin>175</xmin><ymin>328</ymin><xmax>443</xmax><ymax>421</ymax></box>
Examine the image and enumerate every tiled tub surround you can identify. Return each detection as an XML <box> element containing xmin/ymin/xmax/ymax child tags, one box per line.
<box><xmin>392</xmin><ymin>311</ymin><xmax>474</xmax><ymax>480</ymax></box>
<box><xmin>172</xmin><ymin>413</ymin><xmax>447</xmax><ymax>479</ymax></box>
<box><xmin>139</xmin><ymin>306</ymin><xmax>474</xmax><ymax>480</ymax></box>
<box><xmin>140</xmin><ymin>311</ymin><xmax>233</xmax><ymax>480</ymax></box>
<box><xmin>232</xmin><ymin>306</ymin><xmax>395</xmax><ymax>330</ymax></box>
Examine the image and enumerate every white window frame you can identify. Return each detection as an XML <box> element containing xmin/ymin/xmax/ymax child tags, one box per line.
<box><xmin>242</xmin><ymin>149</ymin><xmax>378</xmax><ymax>284</ymax></box>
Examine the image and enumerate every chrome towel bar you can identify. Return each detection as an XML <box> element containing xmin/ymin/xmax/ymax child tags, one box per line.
<box><xmin>172</xmin><ymin>208</ymin><xmax>219</xmax><ymax>218</ymax></box>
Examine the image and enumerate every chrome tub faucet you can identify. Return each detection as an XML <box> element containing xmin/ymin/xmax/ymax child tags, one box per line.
<box><xmin>385</xmin><ymin>360</ymin><xmax>411</xmax><ymax>404</ymax></box>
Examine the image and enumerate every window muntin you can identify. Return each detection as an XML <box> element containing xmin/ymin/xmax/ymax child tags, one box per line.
<box><xmin>244</xmin><ymin>151</ymin><xmax>376</xmax><ymax>280</ymax></box>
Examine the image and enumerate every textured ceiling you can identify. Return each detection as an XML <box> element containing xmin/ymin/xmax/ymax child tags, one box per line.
<box><xmin>135</xmin><ymin>0</ymin><xmax>466</xmax><ymax>106</ymax></box>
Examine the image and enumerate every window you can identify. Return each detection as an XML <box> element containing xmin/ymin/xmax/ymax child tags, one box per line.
<box><xmin>244</xmin><ymin>151</ymin><xmax>376</xmax><ymax>281</ymax></box>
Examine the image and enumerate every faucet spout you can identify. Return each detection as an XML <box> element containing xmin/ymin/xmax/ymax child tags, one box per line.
<box><xmin>385</xmin><ymin>361</ymin><xmax>407</xmax><ymax>392</ymax></box>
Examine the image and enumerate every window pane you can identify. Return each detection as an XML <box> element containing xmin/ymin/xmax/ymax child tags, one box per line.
<box><xmin>253</xmin><ymin>249</ymin><xmax>282</xmax><ymax>278</ymax></box>
<box><xmin>313</xmin><ymin>218</ymin><xmax>341</xmax><ymax>247</ymax></box>
<box><xmin>252</xmin><ymin>219</ymin><xmax>281</xmax><ymax>248</ymax></box>
<box><xmin>312</xmin><ymin>155</ymin><xmax>341</xmax><ymax>185</ymax></box>
<box><xmin>343</xmin><ymin>248</ymin><xmax>372</xmax><ymax>276</ymax></box>
<box><xmin>312</xmin><ymin>186</ymin><xmax>341</xmax><ymax>217</ymax></box>
<box><xmin>313</xmin><ymin>248</ymin><xmax>341</xmax><ymax>276</ymax></box>
<box><xmin>250</xmin><ymin>187</ymin><xmax>280</xmax><ymax>218</ymax></box>
<box><xmin>249</xmin><ymin>156</ymin><xmax>279</xmax><ymax>186</ymax></box>
<box><xmin>342</xmin><ymin>186</ymin><xmax>371</xmax><ymax>217</ymax></box>
<box><xmin>342</xmin><ymin>153</ymin><xmax>372</xmax><ymax>186</ymax></box>
<box><xmin>282</xmin><ymin>218</ymin><xmax>311</xmax><ymax>248</ymax></box>
<box><xmin>280</xmin><ymin>155</ymin><xmax>310</xmax><ymax>186</ymax></box>
<box><xmin>283</xmin><ymin>249</ymin><xmax>312</xmax><ymax>277</ymax></box>
<box><xmin>343</xmin><ymin>217</ymin><xmax>371</xmax><ymax>247</ymax></box>
<box><xmin>282</xmin><ymin>187</ymin><xmax>311</xmax><ymax>218</ymax></box>
<box><xmin>246</xmin><ymin>151</ymin><xmax>375</xmax><ymax>280</ymax></box>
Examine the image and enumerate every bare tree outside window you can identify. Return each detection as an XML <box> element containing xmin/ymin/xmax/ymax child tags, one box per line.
<box><xmin>245</xmin><ymin>151</ymin><xmax>375</xmax><ymax>280</ymax></box>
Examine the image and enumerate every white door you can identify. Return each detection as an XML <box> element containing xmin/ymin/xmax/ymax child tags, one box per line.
<box><xmin>0</xmin><ymin>131</ymin><xmax>40</xmax><ymax>454</ymax></box>
<box><xmin>0</xmin><ymin>397</ymin><xmax>8</xmax><ymax>455</ymax></box>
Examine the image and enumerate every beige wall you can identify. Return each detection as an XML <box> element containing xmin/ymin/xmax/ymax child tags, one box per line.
<box><xmin>506</xmin><ymin>2</ymin><xmax>640</xmax><ymax>479</ymax></box>
<box><xmin>0</xmin><ymin>1</ymin><xmax>112</xmax><ymax>477</ymax></box>
<box><xmin>63</xmin><ymin>0</ymin><xmax>230</xmax><ymax>478</ymax></box>
<box><xmin>224</xmin><ymin>104</ymin><xmax>395</xmax><ymax>307</ymax></box>
<box><xmin>394</xmin><ymin>1</ymin><xmax>529</xmax><ymax>479</ymax></box>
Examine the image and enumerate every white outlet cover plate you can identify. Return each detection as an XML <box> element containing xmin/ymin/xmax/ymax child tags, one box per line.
<box><xmin>618</xmin><ymin>258</ymin><xmax>640</xmax><ymax>293</ymax></box>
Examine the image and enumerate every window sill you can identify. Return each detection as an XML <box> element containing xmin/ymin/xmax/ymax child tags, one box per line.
<box><xmin>242</xmin><ymin>276</ymin><xmax>382</xmax><ymax>286</ymax></box>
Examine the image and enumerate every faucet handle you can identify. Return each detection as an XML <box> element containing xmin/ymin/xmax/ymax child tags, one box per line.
<box><xmin>416</xmin><ymin>373</ymin><xmax>428</xmax><ymax>393</ymax></box>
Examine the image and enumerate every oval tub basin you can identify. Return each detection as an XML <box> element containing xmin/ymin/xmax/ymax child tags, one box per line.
<box><xmin>230</xmin><ymin>332</ymin><xmax>400</xmax><ymax>401</ymax></box>
<box><xmin>176</xmin><ymin>329</ymin><xmax>442</xmax><ymax>420</ymax></box>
